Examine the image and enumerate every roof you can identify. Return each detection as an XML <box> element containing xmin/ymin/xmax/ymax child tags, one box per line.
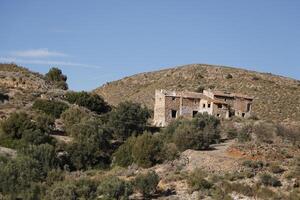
<box><xmin>210</xmin><ymin>90</ymin><xmax>254</xmax><ymax>100</ymax></box>
<box><xmin>157</xmin><ymin>89</ymin><xmax>228</xmax><ymax>104</ymax></box>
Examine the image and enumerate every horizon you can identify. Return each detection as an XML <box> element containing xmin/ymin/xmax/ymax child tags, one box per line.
<box><xmin>1</xmin><ymin>0</ymin><xmax>300</xmax><ymax>90</ymax></box>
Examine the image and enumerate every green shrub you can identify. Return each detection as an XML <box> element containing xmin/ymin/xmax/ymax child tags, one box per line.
<box><xmin>34</xmin><ymin>113</ymin><xmax>55</xmax><ymax>134</ymax></box>
<box><xmin>0</xmin><ymin>92</ymin><xmax>9</xmax><ymax>102</ymax></box>
<box><xmin>1</xmin><ymin>112</ymin><xmax>35</xmax><ymax>139</ymax></box>
<box><xmin>260</xmin><ymin>173</ymin><xmax>282</xmax><ymax>187</ymax></box>
<box><xmin>270</xmin><ymin>164</ymin><xmax>285</xmax><ymax>174</ymax></box>
<box><xmin>132</xmin><ymin>133</ymin><xmax>164</xmax><ymax>168</ymax></box>
<box><xmin>210</xmin><ymin>186</ymin><xmax>233</xmax><ymax>200</ymax></box>
<box><xmin>237</xmin><ymin>125</ymin><xmax>252</xmax><ymax>142</ymax></box>
<box><xmin>253</xmin><ymin>122</ymin><xmax>276</xmax><ymax>143</ymax></box>
<box><xmin>20</xmin><ymin>144</ymin><xmax>58</xmax><ymax>173</ymax></box>
<box><xmin>187</xmin><ymin>169</ymin><xmax>212</xmax><ymax>191</ymax></box>
<box><xmin>44</xmin><ymin>182</ymin><xmax>77</xmax><ymax>200</ymax></box>
<box><xmin>0</xmin><ymin>156</ymin><xmax>44</xmax><ymax>196</ymax></box>
<box><xmin>172</xmin><ymin>113</ymin><xmax>221</xmax><ymax>151</ymax></box>
<box><xmin>221</xmin><ymin>181</ymin><xmax>255</xmax><ymax>197</ymax></box>
<box><xmin>256</xmin><ymin>187</ymin><xmax>278</xmax><ymax>200</ymax></box>
<box><xmin>162</xmin><ymin>143</ymin><xmax>179</xmax><ymax>161</ymax></box>
<box><xmin>107</xmin><ymin>101</ymin><xmax>150</xmax><ymax>140</ymax></box>
<box><xmin>22</xmin><ymin>128</ymin><xmax>54</xmax><ymax>145</ymax></box>
<box><xmin>32</xmin><ymin>99</ymin><xmax>69</xmax><ymax>118</ymax></box>
<box><xmin>45</xmin><ymin>67</ymin><xmax>68</xmax><ymax>90</ymax></box>
<box><xmin>113</xmin><ymin>137</ymin><xmax>135</xmax><ymax>167</ymax></box>
<box><xmin>45</xmin><ymin>178</ymin><xmax>98</xmax><ymax>200</ymax></box>
<box><xmin>225</xmin><ymin>74</ymin><xmax>233</xmax><ymax>79</ymax></box>
<box><xmin>65</xmin><ymin>91</ymin><xmax>111</xmax><ymax>114</ymax></box>
<box><xmin>277</xmin><ymin>125</ymin><xmax>300</xmax><ymax>145</ymax></box>
<box><xmin>60</xmin><ymin>106</ymin><xmax>92</xmax><ymax>134</ymax></box>
<box><xmin>226</xmin><ymin>128</ymin><xmax>238</xmax><ymax>139</ymax></box>
<box><xmin>134</xmin><ymin>171</ymin><xmax>160</xmax><ymax>197</ymax></box>
<box><xmin>97</xmin><ymin>176</ymin><xmax>133</xmax><ymax>200</ymax></box>
<box><xmin>195</xmin><ymin>86</ymin><xmax>205</xmax><ymax>93</ymax></box>
<box><xmin>242</xmin><ymin>160</ymin><xmax>264</xmax><ymax>169</ymax></box>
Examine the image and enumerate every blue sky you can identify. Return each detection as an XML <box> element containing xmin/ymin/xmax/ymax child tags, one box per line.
<box><xmin>0</xmin><ymin>0</ymin><xmax>299</xmax><ymax>91</ymax></box>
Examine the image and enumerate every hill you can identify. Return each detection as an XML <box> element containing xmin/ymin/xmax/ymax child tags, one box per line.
<box><xmin>0</xmin><ymin>64</ymin><xmax>57</xmax><ymax>118</ymax></box>
<box><xmin>94</xmin><ymin>64</ymin><xmax>300</xmax><ymax>122</ymax></box>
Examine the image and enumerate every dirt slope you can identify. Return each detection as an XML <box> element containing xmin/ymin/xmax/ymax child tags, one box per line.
<box><xmin>0</xmin><ymin>64</ymin><xmax>56</xmax><ymax>118</ymax></box>
<box><xmin>94</xmin><ymin>64</ymin><xmax>300</xmax><ymax>122</ymax></box>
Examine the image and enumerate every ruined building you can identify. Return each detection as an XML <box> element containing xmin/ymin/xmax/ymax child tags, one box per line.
<box><xmin>153</xmin><ymin>89</ymin><xmax>254</xmax><ymax>127</ymax></box>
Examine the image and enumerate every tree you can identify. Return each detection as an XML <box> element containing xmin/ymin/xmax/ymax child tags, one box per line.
<box><xmin>32</xmin><ymin>99</ymin><xmax>69</xmax><ymax>118</ymax></box>
<box><xmin>107</xmin><ymin>101</ymin><xmax>150</xmax><ymax>140</ymax></box>
<box><xmin>45</xmin><ymin>67</ymin><xmax>68</xmax><ymax>90</ymax></box>
<box><xmin>67</xmin><ymin>120</ymin><xmax>111</xmax><ymax>170</ymax></box>
<box><xmin>65</xmin><ymin>91</ymin><xmax>111</xmax><ymax>114</ymax></box>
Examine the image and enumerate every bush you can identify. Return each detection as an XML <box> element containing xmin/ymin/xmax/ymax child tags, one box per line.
<box><xmin>97</xmin><ymin>176</ymin><xmax>133</xmax><ymax>200</ymax></box>
<box><xmin>32</xmin><ymin>99</ymin><xmax>69</xmax><ymax>118</ymax></box>
<box><xmin>253</xmin><ymin>122</ymin><xmax>276</xmax><ymax>143</ymax></box>
<box><xmin>1</xmin><ymin>112</ymin><xmax>35</xmax><ymax>139</ymax></box>
<box><xmin>0</xmin><ymin>156</ymin><xmax>44</xmax><ymax>197</ymax></box>
<box><xmin>20</xmin><ymin>144</ymin><xmax>58</xmax><ymax>173</ymax></box>
<box><xmin>107</xmin><ymin>101</ymin><xmax>150</xmax><ymax>140</ymax></box>
<box><xmin>162</xmin><ymin>143</ymin><xmax>179</xmax><ymax>161</ymax></box>
<box><xmin>277</xmin><ymin>124</ymin><xmax>300</xmax><ymax>145</ymax></box>
<box><xmin>34</xmin><ymin>113</ymin><xmax>55</xmax><ymax>134</ymax></box>
<box><xmin>45</xmin><ymin>67</ymin><xmax>68</xmax><ymax>90</ymax></box>
<box><xmin>226</xmin><ymin>128</ymin><xmax>238</xmax><ymax>139</ymax></box>
<box><xmin>195</xmin><ymin>86</ymin><xmax>205</xmax><ymax>93</ymax></box>
<box><xmin>22</xmin><ymin>128</ymin><xmax>54</xmax><ymax>145</ymax></box>
<box><xmin>60</xmin><ymin>106</ymin><xmax>92</xmax><ymax>133</ymax></box>
<box><xmin>270</xmin><ymin>164</ymin><xmax>285</xmax><ymax>174</ymax></box>
<box><xmin>260</xmin><ymin>173</ymin><xmax>282</xmax><ymax>187</ymax></box>
<box><xmin>44</xmin><ymin>181</ymin><xmax>77</xmax><ymax>200</ymax></box>
<box><xmin>65</xmin><ymin>91</ymin><xmax>111</xmax><ymax>114</ymax></box>
<box><xmin>113</xmin><ymin>137</ymin><xmax>135</xmax><ymax>167</ymax></box>
<box><xmin>0</xmin><ymin>92</ymin><xmax>9</xmax><ymax>102</ymax></box>
<box><xmin>237</xmin><ymin>125</ymin><xmax>252</xmax><ymax>142</ymax></box>
<box><xmin>187</xmin><ymin>169</ymin><xmax>212</xmax><ymax>192</ymax></box>
<box><xmin>242</xmin><ymin>160</ymin><xmax>264</xmax><ymax>170</ymax></box>
<box><xmin>225</xmin><ymin>74</ymin><xmax>233</xmax><ymax>79</ymax></box>
<box><xmin>134</xmin><ymin>171</ymin><xmax>160</xmax><ymax>197</ymax></box>
<box><xmin>172</xmin><ymin>113</ymin><xmax>221</xmax><ymax>151</ymax></box>
<box><xmin>132</xmin><ymin>133</ymin><xmax>164</xmax><ymax>168</ymax></box>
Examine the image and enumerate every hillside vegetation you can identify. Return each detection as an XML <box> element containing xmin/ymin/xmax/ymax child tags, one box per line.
<box><xmin>95</xmin><ymin>64</ymin><xmax>300</xmax><ymax>122</ymax></box>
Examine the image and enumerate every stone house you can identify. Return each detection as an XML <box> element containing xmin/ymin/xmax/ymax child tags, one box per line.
<box><xmin>153</xmin><ymin>89</ymin><xmax>254</xmax><ymax>127</ymax></box>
